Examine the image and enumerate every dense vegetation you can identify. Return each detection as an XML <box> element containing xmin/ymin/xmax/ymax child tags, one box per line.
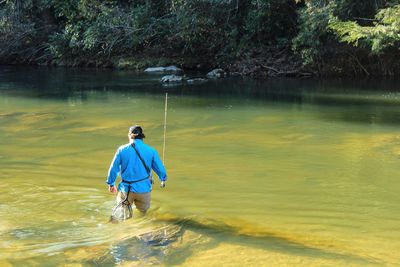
<box><xmin>0</xmin><ymin>0</ymin><xmax>399</xmax><ymax>76</ymax></box>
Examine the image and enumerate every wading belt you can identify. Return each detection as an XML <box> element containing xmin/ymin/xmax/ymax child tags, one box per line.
<box><xmin>121</xmin><ymin>177</ymin><xmax>149</xmax><ymax>184</ymax></box>
<box><xmin>120</xmin><ymin>177</ymin><xmax>150</xmax><ymax>195</ymax></box>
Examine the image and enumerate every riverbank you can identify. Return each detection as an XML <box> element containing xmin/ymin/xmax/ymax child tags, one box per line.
<box><xmin>2</xmin><ymin>44</ymin><xmax>399</xmax><ymax>79</ymax></box>
<box><xmin>1</xmin><ymin>49</ymin><xmax>395</xmax><ymax>79</ymax></box>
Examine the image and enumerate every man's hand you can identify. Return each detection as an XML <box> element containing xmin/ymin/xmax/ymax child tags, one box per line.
<box><xmin>160</xmin><ymin>181</ymin><xmax>166</xmax><ymax>188</ymax></box>
<box><xmin>108</xmin><ymin>185</ymin><xmax>117</xmax><ymax>193</ymax></box>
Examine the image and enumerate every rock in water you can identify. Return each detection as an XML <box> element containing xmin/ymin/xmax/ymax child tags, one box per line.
<box><xmin>138</xmin><ymin>225</ymin><xmax>183</xmax><ymax>246</ymax></box>
<box><xmin>206</xmin><ymin>69</ymin><xmax>226</xmax><ymax>79</ymax></box>
<box><xmin>106</xmin><ymin>225</ymin><xmax>185</xmax><ymax>264</ymax></box>
<box><xmin>187</xmin><ymin>78</ymin><xmax>208</xmax><ymax>84</ymax></box>
<box><xmin>164</xmin><ymin>66</ymin><xmax>182</xmax><ymax>73</ymax></box>
<box><xmin>160</xmin><ymin>75</ymin><xmax>184</xmax><ymax>83</ymax></box>
<box><xmin>144</xmin><ymin>66</ymin><xmax>182</xmax><ymax>74</ymax></box>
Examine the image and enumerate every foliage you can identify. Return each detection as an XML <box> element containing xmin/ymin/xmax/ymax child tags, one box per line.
<box><xmin>167</xmin><ymin>0</ymin><xmax>234</xmax><ymax>58</ymax></box>
<box><xmin>244</xmin><ymin>0</ymin><xmax>297</xmax><ymax>46</ymax></box>
<box><xmin>292</xmin><ymin>2</ymin><xmax>333</xmax><ymax>65</ymax></box>
<box><xmin>0</xmin><ymin>0</ymin><xmax>399</xmax><ymax>75</ymax></box>
<box><xmin>292</xmin><ymin>0</ymin><xmax>400</xmax><ymax>65</ymax></box>
<box><xmin>0</xmin><ymin>1</ymin><xmax>44</xmax><ymax>62</ymax></box>
<box><xmin>328</xmin><ymin>4</ymin><xmax>400</xmax><ymax>53</ymax></box>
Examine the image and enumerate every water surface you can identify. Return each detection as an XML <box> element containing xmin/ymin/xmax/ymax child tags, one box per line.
<box><xmin>1</xmin><ymin>67</ymin><xmax>400</xmax><ymax>266</ymax></box>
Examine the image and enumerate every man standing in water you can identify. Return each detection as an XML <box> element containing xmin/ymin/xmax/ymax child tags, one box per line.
<box><xmin>106</xmin><ymin>125</ymin><xmax>167</xmax><ymax>214</ymax></box>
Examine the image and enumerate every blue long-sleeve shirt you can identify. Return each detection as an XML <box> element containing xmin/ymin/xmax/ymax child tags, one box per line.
<box><xmin>106</xmin><ymin>139</ymin><xmax>167</xmax><ymax>193</ymax></box>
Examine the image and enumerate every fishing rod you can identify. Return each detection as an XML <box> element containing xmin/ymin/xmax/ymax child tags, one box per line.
<box><xmin>160</xmin><ymin>92</ymin><xmax>168</xmax><ymax>189</ymax></box>
<box><xmin>162</xmin><ymin>92</ymin><xmax>168</xmax><ymax>163</ymax></box>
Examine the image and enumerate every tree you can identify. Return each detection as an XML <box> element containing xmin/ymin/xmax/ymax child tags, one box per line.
<box><xmin>328</xmin><ymin>4</ymin><xmax>400</xmax><ymax>53</ymax></box>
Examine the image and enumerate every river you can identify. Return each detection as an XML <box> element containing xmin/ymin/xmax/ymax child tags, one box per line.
<box><xmin>0</xmin><ymin>66</ymin><xmax>400</xmax><ymax>266</ymax></box>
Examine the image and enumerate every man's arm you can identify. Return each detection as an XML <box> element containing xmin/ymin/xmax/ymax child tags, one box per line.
<box><xmin>106</xmin><ymin>148</ymin><xmax>121</xmax><ymax>189</ymax></box>
<box><xmin>152</xmin><ymin>150</ymin><xmax>167</xmax><ymax>185</ymax></box>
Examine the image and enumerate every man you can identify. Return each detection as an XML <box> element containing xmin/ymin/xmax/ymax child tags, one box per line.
<box><xmin>106</xmin><ymin>125</ymin><xmax>167</xmax><ymax>214</ymax></box>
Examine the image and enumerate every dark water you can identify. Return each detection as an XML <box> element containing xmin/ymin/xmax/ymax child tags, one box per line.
<box><xmin>0</xmin><ymin>66</ymin><xmax>400</xmax><ymax>266</ymax></box>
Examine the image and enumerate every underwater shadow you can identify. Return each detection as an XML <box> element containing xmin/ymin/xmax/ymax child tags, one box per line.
<box><xmin>159</xmin><ymin>216</ymin><xmax>383</xmax><ymax>266</ymax></box>
<box><xmin>99</xmin><ymin>215</ymin><xmax>384</xmax><ymax>265</ymax></box>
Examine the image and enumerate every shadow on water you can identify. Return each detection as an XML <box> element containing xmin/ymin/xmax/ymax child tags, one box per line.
<box><xmin>163</xmin><ymin>217</ymin><xmax>382</xmax><ymax>266</ymax></box>
<box><xmin>84</xmin><ymin>216</ymin><xmax>383</xmax><ymax>266</ymax></box>
<box><xmin>316</xmin><ymin>108</ymin><xmax>400</xmax><ymax>126</ymax></box>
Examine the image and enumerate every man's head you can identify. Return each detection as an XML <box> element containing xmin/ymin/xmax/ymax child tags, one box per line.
<box><xmin>128</xmin><ymin>125</ymin><xmax>145</xmax><ymax>140</ymax></box>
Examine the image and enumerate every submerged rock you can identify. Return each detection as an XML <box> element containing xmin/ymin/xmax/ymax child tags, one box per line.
<box><xmin>206</xmin><ymin>69</ymin><xmax>226</xmax><ymax>79</ymax></box>
<box><xmin>138</xmin><ymin>225</ymin><xmax>183</xmax><ymax>246</ymax></box>
<box><xmin>144</xmin><ymin>66</ymin><xmax>182</xmax><ymax>74</ymax></box>
<box><xmin>105</xmin><ymin>225</ymin><xmax>186</xmax><ymax>264</ymax></box>
<box><xmin>160</xmin><ymin>75</ymin><xmax>184</xmax><ymax>83</ymax></box>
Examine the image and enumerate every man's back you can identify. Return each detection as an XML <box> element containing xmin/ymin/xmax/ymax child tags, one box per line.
<box><xmin>107</xmin><ymin>139</ymin><xmax>166</xmax><ymax>193</ymax></box>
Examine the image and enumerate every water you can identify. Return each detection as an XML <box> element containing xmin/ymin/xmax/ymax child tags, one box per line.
<box><xmin>1</xmin><ymin>66</ymin><xmax>400</xmax><ymax>266</ymax></box>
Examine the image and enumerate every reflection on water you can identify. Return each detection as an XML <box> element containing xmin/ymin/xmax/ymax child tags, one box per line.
<box><xmin>0</xmin><ymin>66</ymin><xmax>400</xmax><ymax>266</ymax></box>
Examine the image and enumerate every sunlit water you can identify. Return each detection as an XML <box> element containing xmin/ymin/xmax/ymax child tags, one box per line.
<box><xmin>1</xmin><ymin>67</ymin><xmax>400</xmax><ymax>266</ymax></box>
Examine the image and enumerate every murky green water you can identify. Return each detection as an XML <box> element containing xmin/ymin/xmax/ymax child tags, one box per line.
<box><xmin>1</xmin><ymin>66</ymin><xmax>400</xmax><ymax>266</ymax></box>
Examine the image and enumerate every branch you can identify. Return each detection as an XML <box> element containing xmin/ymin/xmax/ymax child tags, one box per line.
<box><xmin>260</xmin><ymin>64</ymin><xmax>280</xmax><ymax>73</ymax></box>
<box><xmin>345</xmin><ymin>51</ymin><xmax>370</xmax><ymax>76</ymax></box>
<box><xmin>260</xmin><ymin>64</ymin><xmax>313</xmax><ymax>77</ymax></box>
<box><xmin>353</xmin><ymin>17</ymin><xmax>378</xmax><ymax>22</ymax></box>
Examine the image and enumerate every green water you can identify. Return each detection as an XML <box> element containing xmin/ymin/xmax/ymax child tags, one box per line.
<box><xmin>1</xmin><ymin>67</ymin><xmax>400</xmax><ymax>266</ymax></box>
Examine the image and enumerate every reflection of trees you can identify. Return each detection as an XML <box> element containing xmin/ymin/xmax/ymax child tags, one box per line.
<box><xmin>314</xmin><ymin>101</ymin><xmax>400</xmax><ymax>125</ymax></box>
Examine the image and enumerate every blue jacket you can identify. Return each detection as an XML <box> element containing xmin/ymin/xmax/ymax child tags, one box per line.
<box><xmin>106</xmin><ymin>139</ymin><xmax>167</xmax><ymax>193</ymax></box>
